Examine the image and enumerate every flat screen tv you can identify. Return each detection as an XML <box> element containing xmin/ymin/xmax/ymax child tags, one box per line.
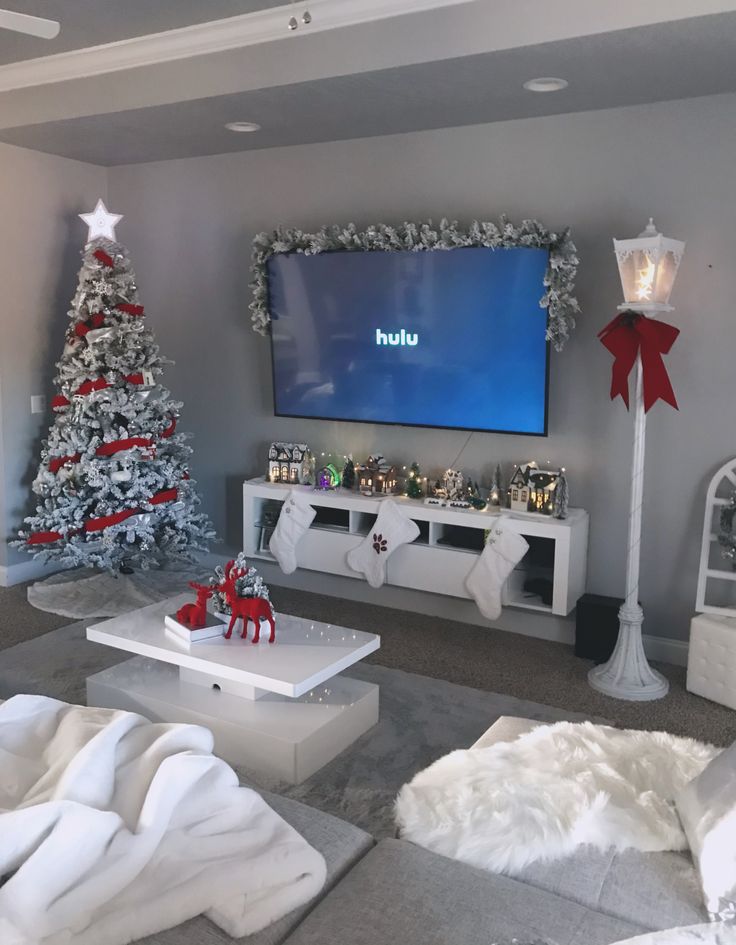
<box><xmin>267</xmin><ymin>245</ymin><xmax>550</xmax><ymax>435</ymax></box>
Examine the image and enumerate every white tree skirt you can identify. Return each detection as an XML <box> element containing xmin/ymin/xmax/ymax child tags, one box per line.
<box><xmin>28</xmin><ymin>565</ymin><xmax>209</xmax><ymax>619</ymax></box>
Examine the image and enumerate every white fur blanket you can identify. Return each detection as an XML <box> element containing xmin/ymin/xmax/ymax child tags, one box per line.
<box><xmin>0</xmin><ymin>695</ymin><xmax>326</xmax><ymax>945</ymax></box>
<box><xmin>396</xmin><ymin>721</ymin><xmax>719</xmax><ymax>876</ymax></box>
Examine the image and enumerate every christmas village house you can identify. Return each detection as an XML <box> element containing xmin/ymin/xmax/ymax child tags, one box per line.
<box><xmin>268</xmin><ymin>443</ymin><xmax>313</xmax><ymax>485</ymax></box>
<box><xmin>357</xmin><ymin>455</ymin><xmax>400</xmax><ymax>495</ymax></box>
<box><xmin>509</xmin><ymin>464</ymin><xmax>560</xmax><ymax>515</ymax></box>
<box><xmin>440</xmin><ymin>468</ymin><xmax>465</xmax><ymax>501</ymax></box>
<box><xmin>509</xmin><ymin>466</ymin><xmax>531</xmax><ymax>511</ymax></box>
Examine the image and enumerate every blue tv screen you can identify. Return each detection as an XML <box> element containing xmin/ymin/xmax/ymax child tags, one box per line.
<box><xmin>267</xmin><ymin>246</ymin><xmax>550</xmax><ymax>435</ymax></box>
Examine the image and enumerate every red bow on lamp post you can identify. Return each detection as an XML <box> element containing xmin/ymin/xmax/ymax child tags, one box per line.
<box><xmin>598</xmin><ymin>311</ymin><xmax>680</xmax><ymax>412</ymax></box>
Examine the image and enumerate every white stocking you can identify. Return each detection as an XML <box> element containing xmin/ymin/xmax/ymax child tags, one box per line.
<box><xmin>465</xmin><ymin>519</ymin><xmax>529</xmax><ymax>620</ymax></box>
<box><xmin>269</xmin><ymin>490</ymin><xmax>316</xmax><ymax>574</ymax></box>
<box><xmin>347</xmin><ymin>499</ymin><xmax>419</xmax><ymax>588</ymax></box>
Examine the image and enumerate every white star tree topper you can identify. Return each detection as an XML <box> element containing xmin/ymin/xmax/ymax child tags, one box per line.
<box><xmin>79</xmin><ymin>199</ymin><xmax>123</xmax><ymax>242</ymax></box>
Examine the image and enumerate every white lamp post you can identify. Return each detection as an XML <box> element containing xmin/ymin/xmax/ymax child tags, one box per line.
<box><xmin>588</xmin><ymin>219</ymin><xmax>685</xmax><ymax>701</ymax></box>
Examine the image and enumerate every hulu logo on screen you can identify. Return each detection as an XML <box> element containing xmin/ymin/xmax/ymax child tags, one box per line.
<box><xmin>375</xmin><ymin>328</ymin><xmax>419</xmax><ymax>347</ymax></box>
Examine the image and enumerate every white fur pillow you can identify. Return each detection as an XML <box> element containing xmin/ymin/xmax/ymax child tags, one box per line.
<box><xmin>676</xmin><ymin>740</ymin><xmax>735</xmax><ymax>920</ymax></box>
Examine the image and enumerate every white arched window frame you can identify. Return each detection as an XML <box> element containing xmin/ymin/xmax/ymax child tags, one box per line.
<box><xmin>696</xmin><ymin>457</ymin><xmax>736</xmax><ymax>616</ymax></box>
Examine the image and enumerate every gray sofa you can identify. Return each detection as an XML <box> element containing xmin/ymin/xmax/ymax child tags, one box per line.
<box><xmin>140</xmin><ymin>717</ymin><xmax>708</xmax><ymax>945</ymax></box>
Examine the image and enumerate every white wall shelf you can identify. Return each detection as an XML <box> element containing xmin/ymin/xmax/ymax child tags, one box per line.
<box><xmin>243</xmin><ymin>478</ymin><xmax>589</xmax><ymax>617</ymax></box>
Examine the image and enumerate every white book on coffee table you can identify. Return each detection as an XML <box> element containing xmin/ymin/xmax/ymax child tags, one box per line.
<box><xmin>165</xmin><ymin>613</ymin><xmax>224</xmax><ymax>647</ymax></box>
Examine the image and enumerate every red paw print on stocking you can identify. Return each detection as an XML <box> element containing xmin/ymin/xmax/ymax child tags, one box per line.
<box><xmin>372</xmin><ymin>533</ymin><xmax>388</xmax><ymax>554</ymax></box>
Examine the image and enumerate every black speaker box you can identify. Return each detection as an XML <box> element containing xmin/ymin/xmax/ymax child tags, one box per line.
<box><xmin>575</xmin><ymin>593</ymin><xmax>623</xmax><ymax>663</ymax></box>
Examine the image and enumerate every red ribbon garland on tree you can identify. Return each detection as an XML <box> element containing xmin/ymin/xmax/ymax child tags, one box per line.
<box><xmin>76</xmin><ymin>377</ymin><xmax>110</xmax><ymax>396</ymax></box>
<box><xmin>598</xmin><ymin>311</ymin><xmax>680</xmax><ymax>413</ymax></box>
<box><xmin>30</xmin><ymin>486</ymin><xmax>181</xmax><ymax>541</ymax></box>
<box><xmin>116</xmin><ymin>303</ymin><xmax>145</xmax><ymax>316</ymax></box>
<box><xmin>28</xmin><ymin>530</ymin><xmax>64</xmax><ymax>545</ymax></box>
<box><xmin>84</xmin><ymin>509</ymin><xmax>135</xmax><ymax>532</ymax></box>
<box><xmin>51</xmin><ymin>372</ymin><xmax>147</xmax><ymax>410</ymax></box>
<box><xmin>48</xmin><ymin>415</ymin><xmax>175</xmax><ymax>473</ymax></box>
<box><xmin>74</xmin><ymin>312</ymin><xmax>105</xmax><ymax>338</ymax></box>
<box><xmin>48</xmin><ymin>452</ymin><xmax>82</xmax><ymax>473</ymax></box>
<box><xmin>35</xmin><ymin>417</ymin><xmax>182</xmax><ymax>540</ymax></box>
<box><xmin>69</xmin><ymin>304</ymin><xmax>143</xmax><ymax>346</ymax></box>
<box><xmin>83</xmin><ymin>488</ymin><xmax>179</xmax><ymax>532</ymax></box>
<box><xmin>95</xmin><ymin>436</ymin><xmax>154</xmax><ymax>457</ymax></box>
<box><xmin>93</xmin><ymin>248</ymin><xmax>114</xmax><ymax>268</ymax></box>
<box><xmin>149</xmin><ymin>487</ymin><xmax>179</xmax><ymax>506</ymax></box>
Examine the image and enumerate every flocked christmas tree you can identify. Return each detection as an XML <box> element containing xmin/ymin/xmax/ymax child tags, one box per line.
<box><xmin>208</xmin><ymin>552</ymin><xmax>271</xmax><ymax>613</ymax></box>
<box><xmin>553</xmin><ymin>469</ymin><xmax>569</xmax><ymax>520</ymax></box>
<box><xmin>15</xmin><ymin>200</ymin><xmax>214</xmax><ymax>572</ymax></box>
<box><xmin>489</xmin><ymin>463</ymin><xmax>503</xmax><ymax>506</ymax></box>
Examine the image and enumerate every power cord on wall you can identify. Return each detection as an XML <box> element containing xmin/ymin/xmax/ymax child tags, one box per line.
<box><xmin>446</xmin><ymin>431</ymin><xmax>474</xmax><ymax>471</ymax></box>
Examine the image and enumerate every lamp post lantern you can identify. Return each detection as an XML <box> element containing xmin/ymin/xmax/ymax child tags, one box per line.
<box><xmin>588</xmin><ymin>219</ymin><xmax>685</xmax><ymax>701</ymax></box>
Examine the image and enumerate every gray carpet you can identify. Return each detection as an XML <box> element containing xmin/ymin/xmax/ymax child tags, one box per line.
<box><xmin>0</xmin><ymin>582</ymin><xmax>71</xmax><ymax>647</ymax></box>
<box><xmin>257</xmin><ymin>661</ymin><xmax>605</xmax><ymax>836</ymax></box>
<box><xmin>0</xmin><ymin>618</ymin><xmax>603</xmax><ymax>837</ymax></box>
<box><xmin>0</xmin><ymin>585</ymin><xmax>736</xmax><ymax>745</ymax></box>
<box><xmin>269</xmin><ymin>585</ymin><xmax>736</xmax><ymax>747</ymax></box>
<box><xmin>2</xmin><ymin>579</ymin><xmax>736</xmax><ymax>745</ymax></box>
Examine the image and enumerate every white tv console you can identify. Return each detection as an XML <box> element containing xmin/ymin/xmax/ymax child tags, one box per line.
<box><xmin>243</xmin><ymin>478</ymin><xmax>588</xmax><ymax>617</ymax></box>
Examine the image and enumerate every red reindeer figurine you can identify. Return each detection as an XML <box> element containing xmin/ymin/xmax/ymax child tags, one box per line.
<box><xmin>176</xmin><ymin>582</ymin><xmax>214</xmax><ymax>629</ymax></box>
<box><xmin>221</xmin><ymin>562</ymin><xmax>276</xmax><ymax>643</ymax></box>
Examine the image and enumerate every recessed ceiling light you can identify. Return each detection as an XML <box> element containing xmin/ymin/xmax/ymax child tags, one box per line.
<box><xmin>225</xmin><ymin>121</ymin><xmax>261</xmax><ymax>133</ymax></box>
<box><xmin>523</xmin><ymin>77</ymin><xmax>569</xmax><ymax>93</ymax></box>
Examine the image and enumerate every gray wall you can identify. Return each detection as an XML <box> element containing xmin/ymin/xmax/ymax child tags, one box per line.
<box><xmin>3</xmin><ymin>93</ymin><xmax>731</xmax><ymax>641</ymax></box>
<box><xmin>106</xmin><ymin>92</ymin><xmax>736</xmax><ymax>643</ymax></box>
<box><xmin>0</xmin><ymin>142</ymin><xmax>107</xmax><ymax>569</ymax></box>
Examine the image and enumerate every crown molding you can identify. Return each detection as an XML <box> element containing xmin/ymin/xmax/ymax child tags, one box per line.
<box><xmin>0</xmin><ymin>0</ymin><xmax>472</xmax><ymax>93</ymax></box>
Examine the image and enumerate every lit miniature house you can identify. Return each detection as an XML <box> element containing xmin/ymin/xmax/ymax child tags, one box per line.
<box><xmin>381</xmin><ymin>465</ymin><xmax>400</xmax><ymax>494</ymax></box>
<box><xmin>509</xmin><ymin>463</ymin><xmax>561</xmax><ymax>515</ymax></box>
<box><xmin>268</xmin><ymin>443</ymin><xmax>312</xmax><ymax>484</ymax></box>
<box><xmin>528</xmin><ymin>468</ymin><xmax>560</xmax><ymax>515</ymax></box>
<box><xmin>509</xmin><ymin>465</ymin><xmax>532</xmax><ymax>512</ymax></box>
<box><xmin>357</xmin><ymin>457</ymin><xmax>379</xmax><ymax>494</ymax></box>
<box><xmin>357</xmin><ymin>454</ymin><xmax>396</xmax><ymax>495</ymax></box>
<box><xmin>442</xmin><ymin>468</ymin><xmax>465</xmax><ymax>501</ymax></box>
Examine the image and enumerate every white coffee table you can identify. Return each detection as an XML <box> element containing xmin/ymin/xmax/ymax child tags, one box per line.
<box><xmin>86</xmin><ymin>594</ymin><xmax>380</xmax><ymax>783</ymax></box>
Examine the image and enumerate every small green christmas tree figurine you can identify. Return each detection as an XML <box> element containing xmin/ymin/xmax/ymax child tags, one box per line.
<box><xmin>405</xmin><ymin>462</ymin><xmax>423</xmax><ymax>499</ymax></box>
<box><xmin>467</xmin><ymin>478</ymin><xmax>486</xmax><ymax>510</ymax></box>
<box><xmin>341</xmin><ymin>457</ymin><xmax>355</xmax><ymax>490</ymax></box>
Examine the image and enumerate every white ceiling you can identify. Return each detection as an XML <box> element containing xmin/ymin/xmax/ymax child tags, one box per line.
<box><xmin>0</xmin><ymin>1</ymin><xmax>285</xmax><ymax>64</ymax></box>
<box><xmin>1</xmin><ymin>0</ymin><xmax>735</xmax><ymax>166</ymax></box>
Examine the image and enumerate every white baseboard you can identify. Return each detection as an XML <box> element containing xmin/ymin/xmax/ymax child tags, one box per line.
<box><xmin>0</xmin><ymin>558</ymin><xmax>66</xmax><ymax>587</ymax></box>
<box><xmin>642</xmin><ymin>633</ymin><xmax>689</xmax><ymax>668</ymax></box>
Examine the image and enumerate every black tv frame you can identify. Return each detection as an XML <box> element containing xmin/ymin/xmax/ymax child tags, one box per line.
<box><xmin>266</xmin><ymin>248</ymin><xmax>551</xmax><ymax>438</ymax></box>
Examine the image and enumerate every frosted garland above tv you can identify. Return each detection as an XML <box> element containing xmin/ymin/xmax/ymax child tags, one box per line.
<box><xmin>249</xmin><ymin>216</ymin><xmax>580</xmax><ymax>351</ymax></box>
